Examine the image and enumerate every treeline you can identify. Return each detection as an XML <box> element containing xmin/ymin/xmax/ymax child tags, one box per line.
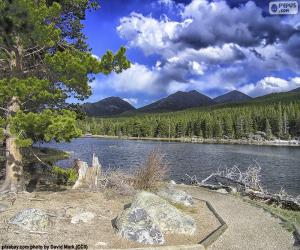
<box><xmin>78</xmin><ymin>102</ymin><xmax>300</xmax><ymax>140</ymax></box>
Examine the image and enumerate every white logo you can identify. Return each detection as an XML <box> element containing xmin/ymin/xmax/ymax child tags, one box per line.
<box><xmin>269</xmin><ymin>1</ymin><xmax>298</xmax><ymax>15</ymax></box>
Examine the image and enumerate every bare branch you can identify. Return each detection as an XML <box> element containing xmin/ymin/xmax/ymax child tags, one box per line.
<box><xmin>0</xmin><ymin>107</ymin><xmax>9</xmax><ymax>112</ymax></box>
<box><xmin>24</xmin><ymin>46</ymin><xmax>45</xmax><ymax>57</ymax></box>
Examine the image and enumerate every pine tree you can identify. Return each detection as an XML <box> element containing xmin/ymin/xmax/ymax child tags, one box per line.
<box><xmin>265</xmin><ymin>119</ymin><xmax>272</xmax><ymax>140</ymax></box>
<box><xmin>175</xmin><ymin>121</ymin><xmax>185</xmax><ymax>138</ymax></box>
<box><xmin>0</xmin><ymin>0</ymin><xmax>130</xmax><ymax>192</ymax></box>
<box><xmin>296</xmin><ymin>118</ymin><xmax>300</xmax><ymax>136</ymax></box>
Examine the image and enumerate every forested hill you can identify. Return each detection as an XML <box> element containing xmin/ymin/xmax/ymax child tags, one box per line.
<box><xmin>78</xmin><ymin>90</ymin><xmax>300</xmax><ymax>140</ymax></box>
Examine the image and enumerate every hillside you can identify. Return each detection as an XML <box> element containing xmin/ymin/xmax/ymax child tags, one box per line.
<box><xmin>214</xmin><ymin>90</ymin><xmax>252</xmax><ymax>104</ymax></box>
<box><xmin>138</xmin><ymin>90</ymin><xmax>215</xmax><ymax>113</ymax></box>
<box><xmin>82</xmin><ymin>97</ymin><xmax>136</xmax><ymax>117</ymax></box>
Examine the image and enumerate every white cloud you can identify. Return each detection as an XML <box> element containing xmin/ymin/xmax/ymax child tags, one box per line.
<box><xmin>110</xmin><ymin>0</ymin><xmax>300</xmax><ymax>100</ymax></box>
<box><xmin>240</xmin><ymin>77</ymin><xmax>300</xmax><ymax>97</ymax></box>
<box><xmin>101</xmin><ymin>63</ymin><xmax>162</xmax><ymax>95</ymax></box>
<box><xmin>166</xmin><ymin>81</ymin><xmax>188</xmax><ymax>94</ymax></box>
<box><xmin>117</xmin><ymin>12</ymin><xmax>192</xmax><ymax>57</ymax></box>
<box><xmin>123</xmin><ymin>98</ymin><xmax>138</xmax><ymax>105</ymax></box>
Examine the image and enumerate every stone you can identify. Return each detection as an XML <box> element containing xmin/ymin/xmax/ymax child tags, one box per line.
<box><xmin>95</xmin><ymin>242</ymin><xmax>108</xmax><ymax>247</ymax></box>
<box><xmin>169</xmin><ymin>180</ymin><xmax>176</xmax><ymax>185</ymax></box>
<box><xmin>131</xmin><ymin>191</ymin><xmax>196</xmax><ymax>235</ymax></box>
<box><xmin>71</xmin><ymin>211</ymin><xmax>95</xmax><ymax>224</ymax></box>
<box><xmin>0</xmin><ymin>203</ymin><xmax>8</xmax><ymax>213</ymax></box>
<box><xmin>116</xmin><ymin>207</ymin><xmax>164</xmax><ymax>245</ymax></box>
<box><xmin>216</xmin><ymin>188</ymin><xmax>228</xmax><ymax>194</ymax></box>
<box><xmin>157</xmin><ymin>186</ymin><xmax>194</xmax><ymax>207</ymax></box>
<box><xmin>9</xmin><ymin>208</ymin><xmax>50</xmax><ymax>231</ymax></box>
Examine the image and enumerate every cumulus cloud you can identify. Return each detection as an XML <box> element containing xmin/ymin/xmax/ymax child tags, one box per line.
<box><xmin>240</xmin><ymin>77</ymin><xmax>300</xmax><ymax>97</ymax></box>
<box><xmin>112</xmin><ymin>0</ymin><xmax>300</xmax><ymax>101</ymax></box>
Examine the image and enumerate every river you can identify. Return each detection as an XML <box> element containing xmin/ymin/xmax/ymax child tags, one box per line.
<box><xmin>44</xmin><ymin>137</ymin><xmax>300</xmax><ymax>196</ymax></box>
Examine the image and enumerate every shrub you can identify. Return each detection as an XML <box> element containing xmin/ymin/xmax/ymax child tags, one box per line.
<box><xmin>102</xmin><ymin>169</ymin><xmax>135</xmax><ymax>196</ymax></box>
<box><xmin>51</xmin><ymin>166</ymin><xmax>78</xmax><ymax>186</ymax></box>
<box><xmin>133</xmin><ymin>150</ymin><xmax>169</xmax><ymax>191</ymax></box>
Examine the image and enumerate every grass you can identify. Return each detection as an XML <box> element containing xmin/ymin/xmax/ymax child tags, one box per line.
<box><xmin>243</xmin><ymin>197</ymin><xmax>300</xmax><ymax>232</ymax></box>
<box><xmin>0</xmin><ymin>146</ymin><xmax>70</xmax><ymax>165</ymax></box>
<box><xmin>171</xmin><ymin>202</ymin><xmax>198</xmax><ymax>214</ymax></box>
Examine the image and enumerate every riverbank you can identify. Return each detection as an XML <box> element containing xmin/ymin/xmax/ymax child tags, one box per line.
<box><xmin>83</xmin><ymin>135</ymin><xmax>300</xmax><ymax>147</ymax></box>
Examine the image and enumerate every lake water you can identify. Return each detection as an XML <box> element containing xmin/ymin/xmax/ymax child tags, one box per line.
<box><xmin>44</xmin><ymin>137</ymin><xmax>300</xmax><ymax>196</ymax></box>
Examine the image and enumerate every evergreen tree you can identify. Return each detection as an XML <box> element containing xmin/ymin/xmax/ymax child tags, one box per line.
<box><xmin>265</xmin><ymin>119</ymin><xmax>272</xmax><ymax>140</ymax></box>
<box><xmin>175</xmin><ymin>121</ymin><xmax>185</xmax><ymax>138</ymax></box>
<box><xmin>0</xmin><ymin>0</ymin><xmax>130</xmax><ymax>192</ymax></box>
<box><xmin>193</xmin><ymin>119</ymin><xmax>202</xmax><ymax>137</ymax></box>
<box><xmin>296</xmin><ymin>118</ymin><xmax>300</xmax><ymax>136</ymax></box>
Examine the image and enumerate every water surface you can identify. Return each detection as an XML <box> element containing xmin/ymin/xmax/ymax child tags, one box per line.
<box><xmin>44</xmin><ymin>138</ymin><xmax>300</xmax><ymax>195</ymax></box>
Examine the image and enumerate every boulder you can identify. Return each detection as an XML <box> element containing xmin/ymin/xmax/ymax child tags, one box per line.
<box><xmin>157</xmin><ymin>186</ymin><xmax>194</xmax><ymax>207</ymax></box>
<box><xmin>71</xmin><ymin>211</ymin><xmax>95</xmax><ymax>224</ymax></box>
<box><xmin>131</xmin><ymin>191</ymin><xmax>196</xmax><ymax>235</ymax></box>
<box><xmin>9</xmin><ymin>208</ymin><xmax>50</xmax><ymax>231</ymax></box>
<box><xmin>115</xmin><ymin>207</ymin><xmax>164</xmax><ymax>245</ymax></box>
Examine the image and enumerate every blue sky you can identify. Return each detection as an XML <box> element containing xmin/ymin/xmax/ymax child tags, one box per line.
<box><xmin>82</xmin><ymin>0</ymin><xmax>300</xmax><ymax>107</ymax></box>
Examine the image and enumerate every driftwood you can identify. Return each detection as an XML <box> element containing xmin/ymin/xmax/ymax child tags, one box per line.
<box><xmin>186</xmin><ymin>168</ymin><xmax>300</xmax><ymax>211</ymax></box>
<box><xmin>72</xmin><ymin>154</ymin><xmax>101</xmax><ymax>190</ymax></box>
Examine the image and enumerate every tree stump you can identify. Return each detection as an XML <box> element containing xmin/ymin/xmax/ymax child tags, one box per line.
<box><xmin>72</xmin><ymin>154</ymin><xmax>101</xmax><ymax>190</ymax></box>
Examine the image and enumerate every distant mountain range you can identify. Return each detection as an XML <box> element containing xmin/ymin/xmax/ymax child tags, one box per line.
<box><xmin>82</xmin><ymin>87</ymin><xmax>300</xmax><ymax>117</ymax></box>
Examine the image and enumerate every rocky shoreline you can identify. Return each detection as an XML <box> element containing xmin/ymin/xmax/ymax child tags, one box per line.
<box><xmin>83</xmin><ymin>135</ymin><xmax>300</xmax><ymax>147</ymax></box>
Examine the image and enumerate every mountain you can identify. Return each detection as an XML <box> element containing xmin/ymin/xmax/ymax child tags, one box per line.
<box><xmin>138</xmin><ymin>90</ymin><xmax>215</xmax><ymax>113</ymax></box>
<box><xmin>214</xmin><ymin>90</ymin><xmax>252</xmax><ymax>104</ymax></box>
<box><xmin>289</xmin><ymin>87</ymin><xmax>300</xmax><ymax>93</ymax></box>
<box><xmin>83</xmin><ymin>97</ymin><xmax>136</xmax><ymax>117</ymax></box>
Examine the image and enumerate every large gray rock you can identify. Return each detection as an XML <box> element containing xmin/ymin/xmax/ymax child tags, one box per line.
<box><xmin>157</xmin><ymin>186</ymin><xmax>194</xmax><ymax>207</ymax></box>
<box><xmin>131</xmin><ymin>191</ymin><xmax>196</xmax><ymax>235</ymax></box>
<box><xmin>9</xmin><ymin>208</ymin><xmax>50</xmax><ymax>231</ymax></box>
<box><xmin>116</xmin><ymin>207</ymin><xmax>164</xmax><ymax>245</ymax></box>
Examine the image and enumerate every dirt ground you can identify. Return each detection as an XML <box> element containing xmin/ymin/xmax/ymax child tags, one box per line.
<box><xmin>0</xmin><ymin>189</ymin><xmax>220</xmax><ymax>249</ymax></box>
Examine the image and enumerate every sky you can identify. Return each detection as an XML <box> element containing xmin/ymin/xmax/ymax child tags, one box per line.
<box><xmin>82</xmin><ymin>0</ymin><xmax>300</xmax><ymax>107</ymax></box>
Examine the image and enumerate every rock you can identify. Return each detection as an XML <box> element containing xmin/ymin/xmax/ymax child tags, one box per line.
<box><xmin>95</xmin><ymin>242</ymin><xmax>108</xmax><ymax>247</ymax></box>
<box><xmin>131</xmin><ymin>191</ymin><xmax>196</xmax><ymax>235</ymax></box>
<box><xmin>216</xmin><ymin>188</ymin><xmax>228</xmax><ymax>194</ymax></box>
<box><xmin>9</xmin><ymin>208</ymin><xmax>50</xmax><ymax>231</ymax></box>
<box><xmin>71</xmin><ymin>212</ymin><xmax>95</xmax><ymax>224</ymax></box>
<box><xmin>0</xmin><ymin>203</ymin><xmax>8</xmax><ymax>213</ymax></box>
<box><xmin>229</xmin><ymin>187</ymin><xmax>237</xmax><ymax>194</ymax></box>
<box><xmin>157</xmin><ymin>186</ymin><xmax>194</xmax><ymax>207</ymax></box>
<box><xmin>116</xmin><ymin>207</ymin><xmax>164</xmax><ymax>245</ymax></box>
<box><xmin>169</xmin><ymin>180</ymin><xmax>176</xmax><ymax>185</ymax></box>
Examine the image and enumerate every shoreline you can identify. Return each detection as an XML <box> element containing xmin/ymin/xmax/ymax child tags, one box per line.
<box><xmin>82</xmin><ymin>135</ymin><xmax>300</xmax><ymax>147</ymax></box>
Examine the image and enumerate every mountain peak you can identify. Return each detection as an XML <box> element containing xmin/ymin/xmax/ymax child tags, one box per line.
<box><xmin>139</xmin><ymin>90</ymin><xmax>215</xmax><ymax>113</ymax></box>
<box><xmin>82</xmin><ymin>96</ymin><xmax>135</xmax><ymax>117</ymax></box>
<box><xmin>214</xmin><ymin>90</ymin><xmax>252</xmax><ymax>104</ymax></box>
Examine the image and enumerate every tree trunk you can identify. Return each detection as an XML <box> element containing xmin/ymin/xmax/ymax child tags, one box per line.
<box><xmin>0</xmin><ymin>97</ymin><xmax>23</xmax><ymax>193</ymax></box>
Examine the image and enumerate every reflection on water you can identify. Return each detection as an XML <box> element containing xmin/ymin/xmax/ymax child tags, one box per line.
<box><xmin>43</xmin><ymin>138</ymin><xmax>300</xmax><ymax>196</ymax></box>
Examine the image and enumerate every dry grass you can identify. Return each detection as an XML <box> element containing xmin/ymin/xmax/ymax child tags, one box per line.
<box><xmin>133</xmin><ymin>150</ymin><xmax>169</xmax><ymax>191</ymax></box>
